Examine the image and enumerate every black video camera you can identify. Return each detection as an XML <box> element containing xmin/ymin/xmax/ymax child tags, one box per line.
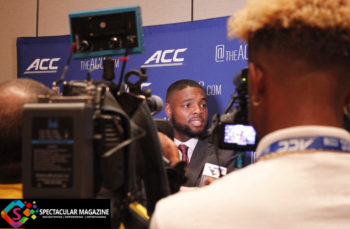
<box><xmin>210</xmin><ymin>68</ymin><xmax>257</xmax><ymax>151</ymax></box>
<box><xmin>22</xmin><ymin>6</ymin><xmax>169</xmax><ymax>228</ymax></box>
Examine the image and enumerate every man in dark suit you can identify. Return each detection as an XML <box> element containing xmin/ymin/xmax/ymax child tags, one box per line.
<box><xmin>165</xmin><ymin>79</ymin><xmax>236</xmax><ymax>187</ymax></box>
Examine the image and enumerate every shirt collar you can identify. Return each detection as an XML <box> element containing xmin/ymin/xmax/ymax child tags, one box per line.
<box><xmin>256</xmin><ymin>125</ymin><xmax>350</xmax><ymax>159</ymax></box>
<box><xmin>174</xmin><ymin>138</ymin><xmax>199</xmax><ymax>151</ymax></box>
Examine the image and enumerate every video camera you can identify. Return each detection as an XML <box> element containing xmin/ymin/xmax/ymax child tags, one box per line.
<box><xmin>22</xmin><ymin>6</ymin><xmax>169</xmax><ymax>228</ymax></box>
<box><xmin>209</xmin><ymin>68</ymin><xmax>257</xmax><ymax>151</ymax></box>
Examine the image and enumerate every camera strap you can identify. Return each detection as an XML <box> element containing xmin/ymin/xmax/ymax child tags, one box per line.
<box><xmin>258</xmin><ymin>136</ymin><xmax>350</xmax><ymax>160</ymax></box>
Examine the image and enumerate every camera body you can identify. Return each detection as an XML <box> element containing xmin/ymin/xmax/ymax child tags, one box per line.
<box><xmin>22</xmin><ymin>80</ymin><xmax>130</xmax><ymax>198</ymax></box>
<box><xmin>22</xmin><ymin>8</ymin><xmax>171</xmax><ymax>226</ymax></box>
<box><xmin>211</xmin><ymin>68</ymin><xmax>257</xmax><ymax>151</ymax></box>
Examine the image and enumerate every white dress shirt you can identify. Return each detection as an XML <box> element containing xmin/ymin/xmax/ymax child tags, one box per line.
<box><xmin>174</xmin><ymin>138</ymin><xmax>198</xmax><ymax>162</ymax></box>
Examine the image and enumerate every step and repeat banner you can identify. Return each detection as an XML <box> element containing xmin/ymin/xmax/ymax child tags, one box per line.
<box><xmin>17</xmin><ymin>16</ymin><xmax>248</xmax><ymax>119</ymax></box>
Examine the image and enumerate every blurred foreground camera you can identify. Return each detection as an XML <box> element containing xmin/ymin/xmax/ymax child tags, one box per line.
<box><xmin>22</xmin><ymin>6</ymin><xmax>170</xmax><ymax>229</ymax></box>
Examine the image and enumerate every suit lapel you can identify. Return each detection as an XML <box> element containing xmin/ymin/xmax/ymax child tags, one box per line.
<box><xmin>185</xmin><ymin>139</ymin><xmax>211</xmax><ymax>186</ymax></box>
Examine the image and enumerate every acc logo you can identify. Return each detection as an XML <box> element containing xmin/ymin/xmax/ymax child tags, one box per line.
<box><xmin>1</xmin><ymin>200</ymin><xmax>39</xmax><ymax>228</ymax></box>
<box><xmin>142</xmin><ymin>48</ymin><xmax>187</xmax><ymax>67</ymax></box>
<box><xmin>24</xmin><ymin>58</ymin><xmax>61</xmax><ymax>74</ymax></box>
<box><xmin>277</xmin><ymin>138</ymin><xmax>315</xmax><ymax>152</ymax></box>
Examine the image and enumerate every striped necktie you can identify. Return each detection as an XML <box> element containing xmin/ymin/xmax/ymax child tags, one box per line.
<box><xmin>178</xmin><ymin>144</ymin><xmax>189</xmax><ymax>163</ymax></box>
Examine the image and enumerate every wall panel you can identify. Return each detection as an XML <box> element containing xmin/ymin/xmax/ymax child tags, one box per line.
<box><xmin>0</xmin><ymin>0</ymin><xmax>246</xmax><ymax>83</ymax></box>
<box><xmin>193</xmin><ymin>0</ymin><xmax>246</xmax><ymax>21</ymax></box>
<box><xmin>38</xmin><ymin>0</ymin><xmax>191</xmax><ymax>36</ymax></box>
<box><xmin>0</xmin><ymin>0</ymin><xmax>37</xmax><ymax>83</ymax></box>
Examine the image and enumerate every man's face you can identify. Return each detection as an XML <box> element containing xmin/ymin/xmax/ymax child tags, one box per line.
<box><xmin>166</xmin><ymin>87</ymin><xmax>208</xmax><ymax>141</ymax></box>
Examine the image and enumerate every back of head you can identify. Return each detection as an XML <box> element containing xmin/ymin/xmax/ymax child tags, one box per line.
<box><xmin>228</xmin><ymin>0</ymin><xmax>350</xmax><ymax>135</ymax></box>
<box><xmin>166</xmin><ymin>79</ymin><xmax>204</xmax><ymax>102</ymax></box>
<box><xmin>228</xmin><ymin>0</ymin><xmax>350</xmax><ymax>67</ymax></box>
<box><xmin>0</xmin><ymin>78</ymin><xmax>53</xmax><ymax>183</ymax></box>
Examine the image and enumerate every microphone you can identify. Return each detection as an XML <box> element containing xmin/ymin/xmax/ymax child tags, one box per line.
<box><xmin>198</xmin><ymin>163</ymin><xmax>227</xmax><ymax>186</ymax></box>
<box><xmin>223</xmin><ymin>67</ymin><xmax>248</xmax><ymax>114</ymax></box>
<box><xmin>146</xmin><ymin>95</ymin><xmax>163</xmax><ymax>115</ymax></box>
<box><xmin>233</xmin><ymin>67</ymin><xmax>248</xmax><ymax>88</ymax></box>
<box><xmin>233</xmin><ymin>71</ymin><xmax>242</xmax><ymax>87</ymax></box>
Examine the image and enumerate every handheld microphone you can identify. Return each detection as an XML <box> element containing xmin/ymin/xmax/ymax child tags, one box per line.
<box><xmin>199</xmin><ymin>163</ymin><xmax>227</xmax><ymax>186</ymax></box>
<box><xmin>146</xmin><ymin>95</ymin><xmax>163</xmax><ymax>115</ymax></box>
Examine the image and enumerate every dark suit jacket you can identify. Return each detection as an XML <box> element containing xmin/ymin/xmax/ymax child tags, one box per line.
<box><xmin>184</xmin><ymin>137</ymin><xmax>237</xmax><ymax>187</ymax></box>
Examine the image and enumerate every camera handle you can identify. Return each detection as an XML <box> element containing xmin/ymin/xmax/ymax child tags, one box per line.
<box><xmin>102</xmin><ymin>57</ymin><xmax>116</xmax><ymax>81</ymax></box>
<box><xmin>124</xmin><ymin>67</ymin><xmax>148</xmax><ymax>95</ymax></box>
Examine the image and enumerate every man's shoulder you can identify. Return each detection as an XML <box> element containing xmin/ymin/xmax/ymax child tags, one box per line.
<box><xmin>150</xmin><ymin>164</ymin><xmax>265</xmax><ymax>228</ymax></box>
<box><xmin>196</xmin><ymin>136</ymin><xmax>221</xmax><ymax>150</ymax></box>
<box><xmin>197</xmin><ymin>136</ymin><xmax>237</xmax><ymax>170</ymax></box>
<box><xmin>194</xmin><ymin>136</ymin><xmax>236</xmax><ymax>159</ymax></box>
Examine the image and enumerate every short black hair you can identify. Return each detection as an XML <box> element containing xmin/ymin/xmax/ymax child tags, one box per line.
<box><xmin>166</xmin><ymin>79</ymin><xmax>204</xmax><ymax>102</ymax></box>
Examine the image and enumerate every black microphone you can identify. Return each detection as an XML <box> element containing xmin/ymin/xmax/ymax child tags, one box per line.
<box><xmin>233</xmin><ymin>67</ymin><xmax>248</xmax><ymax>87</ymax></box>
<box><xmin>146</xmin><ymin>95</ymin><xmax>163</xmax><ymax>115</ymax></box>
<box><xmin>223</xmin><ymin>68</ymin><xmax>248</xmax><ymax>114</ymax></box>
<box><xmin>233</xmin><ymin>71</ymin><xmax>242</xmax><ymax>87</ymax></box>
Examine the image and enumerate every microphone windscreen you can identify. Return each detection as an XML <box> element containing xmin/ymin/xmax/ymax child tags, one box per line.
<box><xmin>233</xmin><ymin>71</ymin><xmax>242</xmax><ymax>87</ymax></box>
<box><xmin>147</xmin><ymin>95</ymin><xmax>164</xmax><ymax>115</ymax></box>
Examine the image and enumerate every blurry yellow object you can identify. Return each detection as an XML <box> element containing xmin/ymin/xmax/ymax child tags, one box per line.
<box><xmin>118</xmin><ymin>201</ymin><xmax>149</xmax><ymax>229</ymax></box>
<box><xmin>0</xmin><ymin>183</ymin><xmax>23</xmax><ymax>198</ymax></box>
<box><xmin>129</xmin><ymin>202</ymin><xmax>149</xmax><ymax>220</ymax></box>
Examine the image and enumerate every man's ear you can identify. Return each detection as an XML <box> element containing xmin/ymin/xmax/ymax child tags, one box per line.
<box><xmin>248</xmin><ymin>62</ymin><xmax>264</xmax><ymax>98</ymax></box>
<box><xmin>165</xmin><ymin>103</ymin><xmax>172</xmax><ymax>119</ymax></box>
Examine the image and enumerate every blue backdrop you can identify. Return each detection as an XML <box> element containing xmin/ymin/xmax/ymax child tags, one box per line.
<box><xmin>17</xmin><ymin>16</ymin><xmax>248</xmax><ymax>120</ymax></box>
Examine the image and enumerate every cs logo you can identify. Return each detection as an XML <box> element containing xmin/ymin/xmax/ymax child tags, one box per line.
<box><xmin>1</xmin><ymin>200</ymin><xmax>39</xmax><ymax>228</ymax></box>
